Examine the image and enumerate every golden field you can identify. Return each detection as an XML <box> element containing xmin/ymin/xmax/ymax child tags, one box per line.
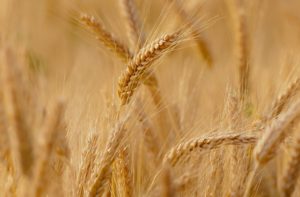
<box><xmin>1</xmin><ymin>0</ymin><xmax>300</xmax><ymax>196</ymax></box>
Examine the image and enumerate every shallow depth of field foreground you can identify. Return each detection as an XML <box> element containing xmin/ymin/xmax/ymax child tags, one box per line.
<box><xmin>2</xmin><ymin>0</ymin><xmax>300</xmax><ymax>196</ymax></box>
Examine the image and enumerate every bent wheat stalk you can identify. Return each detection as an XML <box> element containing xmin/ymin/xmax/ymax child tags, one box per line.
<box><xmin>163</xmin><ymin>132</ymin><xmax>257</xmax><ymax>166</ymax></box>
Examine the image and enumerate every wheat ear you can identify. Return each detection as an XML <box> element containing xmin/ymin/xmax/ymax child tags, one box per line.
<box><xmin>118</xmin><ymin>30</ymin><xmax>181</xmax><ymax>105</ymax></box>
<box><xmin>280</xmin><ymin>129</ymin><xmax>300</xmax><ymax>197</ymax></box>
<box><xmin>32</xmin><ymin>100</ymin><xmax>65</xmax><ymax>197</ymax></box>
<box><xmin>87</xmin><ymin>119</ymin><xmax>128</xmax><ymax>197</ymax></box>
<box><xmin>167</xmin><ymin>0</ymin><xmax>212</xmax><ymax>67</ymax></box>
<box><xmin>116</xmin><ymin>147</ymin><xmax>133</xmax><ymax>197</ymax></box>
<box><xmin>244</xmin><ymin>100</ymin><xmax>300</xmax><ymax>197</ymax></box>
<box><xmin>118</xmin><ymin>0</ymin><xmax>162</xmax><ymax>106</ymax></box>
<box><xmin>1</xmin><ymin>48</ymin><xmax>34</xmax><ymax>176</ymax></box>
<box><xmin>81</xmin><ymin>14</ymin><xmax>132</xmax><ymax>62</ymax></box>
<box><xmin>163</xmin><ymin>132</ymin><xmax>257</xmax><ymax>166</ymax></box>
<box><xmin>254</xmin><ymin>100</ymin><xmax>300</xmax><ymax>165</ymax></box>
<box><xmin>76</xmin><ymin>133</ymin><xmax>99</xmax><ymax>197</ymax></box>
<box><xmin>266</xmin><ymin>77</ymin><xmax>300</xmax><ymax>121</ymax></box>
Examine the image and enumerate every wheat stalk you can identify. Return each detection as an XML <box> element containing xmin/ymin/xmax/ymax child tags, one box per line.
<box><xmin>87</xmin><ymin>118</ymin><xmax>128</xmax><ymax>197</ymax></box>
<box><xmin>32</xmin><ymin>100</ymin><xmax>65</xmax><ymax>197</ymax></box>
<box><xmin>81</xmin><ymin>14</ymin><xmax>132</xmax><ymax>62</ymax></box>
<box><xmin>118</xmin><ymin>30</ymin><xmax>181</xmax><ymax>105</ymax></box>
<box><xmin>76</xmin><ymin>133</ymin><xmax>99</xmax><ymax>197</ymax></box>
<box><xmin>163</xmin><ymin>132</ymin><xmax>257</xmax><ymax>166</ymax></box>
<box><xmin>1</xmin><ymin>48</ymin><xmax>34</xmax><ymax>177</ymax></box>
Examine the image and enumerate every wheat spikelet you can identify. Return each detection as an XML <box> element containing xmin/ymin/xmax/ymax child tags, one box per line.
<box><xmin>163</xmin><ymin>132</ymin><xmax>257</xmax><ymax>166</ymax></box>
<box><xmin>167</xmin><ymin>0</ymin><xmax>212</xmax><ymax>67</ymax></box>
<box><xmin>267</xmin><ymin>77</ymin><xmax>300</xmax><ymax>121</ymax></box>
<box><xmin>254</xmin><ymin>100</ymin><xmax>300</xmax><ymax>165</ymax></box>
<box><xmin>80</xmin><ymin>14</ymin><xmax>132</xmax><ymax>62</ymax></box>
<box><xmin>280</xmin><ymin>129</ymin><xmax>300</xmax><ymax>197</ymax></box>
<box><xmin>76</xmin><ymin>133</ymin><xmax>99</xmax><ymax>197</ymax></box>
<box><xmin>119</xmin><ymin>0</ymin><xmax>145</xmax><ymax>51</ymax></box>
<box><xmin>32</xmin><ymin>100</ymin><xmax>65</xmax><ymax>197</ymax></box>
<box><xmin>1</xmin><ymin>48</ymin><xmax>34</xmax><ymax>177</ymax></box>
<box><xmin>118</xmin><ymin>30</ymin><xmax>181</xmax><ymax>105</ymax></box>
<box><xmin>88</xmin><ymin>118</ymin><xmax>128</xmax><ymax>197</ymax></box>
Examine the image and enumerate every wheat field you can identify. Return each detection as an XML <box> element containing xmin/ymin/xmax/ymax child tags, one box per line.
<box><xmin>1</xmin><ymin>0</ymin><xmax>300</xmax><ymax>196</ymax></box>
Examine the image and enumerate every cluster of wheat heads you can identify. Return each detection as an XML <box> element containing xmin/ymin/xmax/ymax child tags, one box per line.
<box><xmin>2</xmin><ymin>0</ymin><xmax>300</xmax><ymax>196</ymax></box>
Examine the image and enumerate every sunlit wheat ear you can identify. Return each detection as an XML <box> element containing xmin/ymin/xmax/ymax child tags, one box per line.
<box><xmin>119</xmin><ymin>0</ymin><xmax>145</xmax><ymax>51</ymax></box>
<box><xmin>80</xmin><ymin>14</ymin><xmax>132</xmax><ymax>62</ymax></box>
<box><xmin>254</xmin><ymin>100</ymin><xmax>300</xmax><ymax>165</ymax></box>
<box><xmin>163</xmin><ymin>132</ymin><xmax>257</xmax><ymax>166</ymax></box>
<box><xmin>1</xmin><ymin>48</ymin><xmax>34</xmax><ymax>177</ymax></box>
<box><xmin>76</xmin><ymin>133</ymin><xmax>99</xmax><ymax>197</ymax></box>
<box><xmin>32</xmin><ymin>100</ymin><xmax>65</xmax><ymax>197</ymax></box>
<box><xmin>118</xmin><ymin>30</ymin><xmax>182</xmax><ymax>105</ymax></box>
<box><xmin>280</xmin><ymin>129</ymin><xmax>300</xmax><ymax>197</ymax></box>
<box><xmin>266</xmin><ymin>77</ymin><xmax>300</xmax><ymax>121</ymax></box>
<box><xmin>88</xmin><ymin>117</ymin><xmax>128</xmax><ymax>197</ymax></box>
<box><xmin>167</xmin><ymin>0</ymin><xmax>212</xmax><ymax>67</ymax></box>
